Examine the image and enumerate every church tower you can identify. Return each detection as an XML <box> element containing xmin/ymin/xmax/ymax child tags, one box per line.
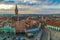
<box><xmin>15</xmin><ymin>4</ymin><xmax>18</xmax><ymax>16</ymax></box>
<box><xmin>11</xmin><ymin>4</ymin><xmax>19</xmax><ymax>21</ymax></box>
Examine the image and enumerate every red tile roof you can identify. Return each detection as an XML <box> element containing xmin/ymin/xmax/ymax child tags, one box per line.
<box><xmin>46</xmin><ymin>21</ymin><xmax>60</xmax><ymax>27</ymax></box>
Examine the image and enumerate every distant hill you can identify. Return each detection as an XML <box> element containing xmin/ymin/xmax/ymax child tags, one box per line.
<box><xmin>0</xmin><ymin>12</ymin><xmax>60</xmax><ymax>17</ymax></box>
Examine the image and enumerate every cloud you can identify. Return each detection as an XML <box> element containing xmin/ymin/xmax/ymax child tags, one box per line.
<box><xmin>0</xmin><ymin>0</ymin><xmax>60</xmax><ymax>14</ymax></box>
<box><xmin>3</xmin><ymin>0</ymin><xmax>60</xmax><ymax>6</ymax></box>
<box><xmin>0</xmin><ymin>4</ymin><xmax>14</xmax><ymax>9</ymax></box>
<box><xmin>1</xmin><ymin>0</ymin><xmax>60</xmax><ymax>5</ymax></box>
<box><xmin>0</xmin><ymin>0</ymin><xmax>4</xmax><ymax>1</ymax></box>
<box><xmin>42</xmin><ymin>5</ymin><xmax>60</xmax><ymax>9</ymax></box>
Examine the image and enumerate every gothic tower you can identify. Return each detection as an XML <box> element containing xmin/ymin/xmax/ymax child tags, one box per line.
<box><xmin>15</xmin><ymin>4</ymin><xmax>18</xmax><ymax>16</ymax></box>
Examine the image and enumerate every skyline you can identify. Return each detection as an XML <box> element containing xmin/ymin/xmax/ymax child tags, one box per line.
<box><xmin>0</xmin><ymin>0</ymin><xmax>60</xmax><ymax>14</ymax></box>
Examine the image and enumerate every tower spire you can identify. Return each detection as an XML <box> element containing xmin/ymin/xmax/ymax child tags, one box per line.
<box><xmin>14</xmin><ymin>4</ymin><xmax>19</xmax><ymax>21</ymax></box>
<box><xmin>15</xmin><ymin>4</ymin><xmax>18</xmax><ymax>16</ymax></box>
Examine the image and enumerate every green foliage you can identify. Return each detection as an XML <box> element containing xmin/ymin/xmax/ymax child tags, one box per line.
<box><xmin>8</xmin><ymin>20</ymin><xmax>13</xmax><ymax>23</ymax></box>
<box><xmin>0</xmin><ymin>20</ymin><xmax>3</xmax><ymax>22</ymax></box>
<box><xmin>1</xmin><ymin>24</ymin><xmax>16</xmax><ymax>33</ymax></box>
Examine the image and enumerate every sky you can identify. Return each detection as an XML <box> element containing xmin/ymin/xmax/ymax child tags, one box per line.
<box><xmin>0</xmin><ymin>0</ymin><xmax>60</xmax><ymax>8</ymax></box>
<box><xmin>3</xmin><ymin>0</ymin><xmax>60</xmax><ymax>5</ymax></box>
<box><xmin>0</xmin><ymin>0</ymin><xmax>60</xmax><ymax>14</ymax></box>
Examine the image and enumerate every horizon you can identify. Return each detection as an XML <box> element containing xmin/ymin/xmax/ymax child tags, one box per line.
<box><xmin>0</xmin><ymin>0</ymin><xmax>60</xmax><ymax>14</ymax></box>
